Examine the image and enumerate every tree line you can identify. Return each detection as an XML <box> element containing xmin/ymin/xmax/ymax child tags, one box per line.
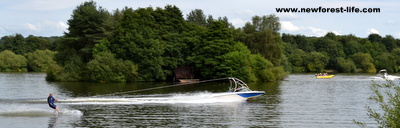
<box><xmin>0</xmin><ymin>1</ymin><xmax>399</xmax><ymax>82</ymax></box>
<box><xmin>282</xmin><ymin>33</ymin><xmax>400</xmax><ymax>73</ymax></box>
<box><xmin>0</xmin><ymin>34</ymin><xmax>57</xmax><ymax>72</ymax></box>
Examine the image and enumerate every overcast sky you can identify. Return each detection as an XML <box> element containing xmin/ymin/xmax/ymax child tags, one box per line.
<box><xmin>1</xmin><ymin>0</ymin><xmax>399</xmax><ymax>38</ymax></box>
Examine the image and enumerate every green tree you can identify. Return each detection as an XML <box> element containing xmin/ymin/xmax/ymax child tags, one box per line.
<box><xmin>45</xmin><ymin>63</ymin><xmax>63</xmax><ymax>81</ymax></box>
<box><xmin>1</xmin><ymin>34</ymin><xmax>55</xmax><ymax>54</ymax></box>
<box><xmin>281</xmin><ymin>33</ymin><xmax>296</xmax><ymax>51</ymax></box>
<box><xmin>362</xmin><ymin>37</ymin><xmax>387</xmax><ymax>57</ymax></box>
<box><xmin>289</xmin><ymin>49</ymin><xmax>307</xmax><ymax>72</ymax></box>
<box><xmin>391</xmin><ymin>48</ymin><xmax>400</xmax><ymax>72</ymax></box>
<box><xmin>0</xmin><ymin>50</ymin><xmax>27</xmax><ymax>71</ymax></box>
<box><xmin>2</xmin><ymin>34</ymin><xmax>27</xmax><ymax>54</ymax></box>
<box><xmin>336</xmin><ymin>57</ymin><xmax>356</xmax><ymax>73</ymax></box>
<box><xmin>210</xmin><ymin>42</ymin><xmax>285</xmax><ymax>82</ymax></box>
<box><xmin>64</xmin><ymin>0</ymin><xmax>114</xmax><ymax>62</ymax></box>
<box><xmin>252</xmin><ymin>53</ymin><xmax>286</xmax><ymax>82</ymax></box>
<box><xmin>282</xmin><ymin>34</ymin><xmax>315</xmax><ymax>53</ymax></box>
<box><xmin>92</xmin><ymin>39</ymin><xmax>111</xmax><ymax>55</ymax></box>
<box><xmin>212</xmin><ymin>44</ymin><xmax>256</xmax><ymax>81</ymax></box>
<box><xmin>48</xmin><ymin>1</ymin><xmax>115</xmax><ymax>81</ymax></box>
<box><xmin>86</xmin><ymin>52</ymin><xmax>138</xmax><ymax>83</ymax></box>
<box><xmin>350</xmin><ymin>52</ymin><xmax>376</xmax><ymax>73</ymax></box>
<box><xmin>46</xmin><ymin>3</ymin><xmax>291</xmax><ymax>82</ymax></box>
<box><xmin>354</xmin><ymin>80</ymin><xmax>400</xmax><ymax>127</ymax></box>
<box><xmin>289</xmin><ymin>49</ymin><xmax>306</xmax><ymax>67</ymax></box>
<box><xmin>251</xmin><ymin>15</ymin><xmax>280</xmax><ymax>32</ymax></box>
<box><xmin>343</xmin><ymin>40</ymin><xmax>364</xmax><ymax>57</ymax></box>
<box><xmin>374</xmin><ymin>52</ymin><xmax>396</xmax><ymax>72</ymax></box>
<box><xmin>112</xmin><ymin>7</ymin><xmax>165</xmax><ymax>81</ymax></box>
<box><xmin>368</xmin><ymin>33</ymin><xmax>382</xmax><ymax>43</ymax></box>
<box><xmin>236</xmin><ymin>22</ymin><xmax>257</xmax><ymax>51</ymax></box>
<box><xmin>237</xmin><ymin>14</ymin><xmax>283</xmax><ymax>66</ymax></box>
<box><xmin>314</xmin><ymin>37</ymin><xmax>345</xmax><ymax>69</ymax></box>
<box><xmin>304</xmin><ymin>52</ymin><xmax>328</xmax><ymax>72</ymax></box>
<box><xmin>260</xmin><ymin>29</ymin><xmax>283</xmax><ymax>66</ymax></box>
<box><xmin>382</xmin><ymin>35</ymin><xmax>397</xmax><ymax>52</ymax></box>
<box><xmin>324</xmin><ymin>32</ymin><xmax>337</xmax><ymax>41</ymax></box>
<box><xmin>189</xmin><ymin>21</ymin><xmax>236</xmax><ymax>78</ymax></box>
<box><xmin>56</xmin><ymin>52</ymin><xmax>85</xmax><ymax>82</ymax></box>
<box><xmin>154</xmin><ymin>5</ymin><xmax>188</xmax><ymax>78</ymax></box>
<box><xmin>186</xmin><ymin>9</ymin><xmax>207</xmax><ymax>26</ymax></box>
<box><xmin>295</xmin><ymin>35</ymin><xmax>314</xmax><ymax>52</ymax></box>
<box><xmin>25</xmin><ymin>35</ymin><xmax>53</xmax><ymax>52</ymax></box>
<box><xmin>0</xmin><ymin>42</ymin><xmax>4</xmax><ymax>51</ymax></box>
<box><xmin>25</xmin><ymin>50</ymin><xmax>57</xmax><ymax>72</ymax></box>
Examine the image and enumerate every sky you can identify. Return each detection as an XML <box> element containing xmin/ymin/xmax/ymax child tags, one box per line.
<box><xmin>0</xmin><ymin>0</ymin><xmax>399</xmax><ymax>38</ymax></box>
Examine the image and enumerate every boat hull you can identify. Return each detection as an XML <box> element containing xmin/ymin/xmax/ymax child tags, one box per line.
<box><xmin>235</xmin><ymin>91</ymin><xmax>266</xmax><ymax>98</ymax></box>
<box><xmin>213</xmin><ymin>91</ymin><xmax>265</xmax><ymax>100</ymax></box>
<box><xmin>316</xmin><ymin>75</ymin><xmax>334</xmax><ymax>79</ymax></box>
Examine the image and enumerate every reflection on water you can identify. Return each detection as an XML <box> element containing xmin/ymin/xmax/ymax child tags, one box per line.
<box><xmin>48</xmin><ymin>115</ymin><xmax>59</xmax><ymax>128</ymax></box>
<box><xmin>0</xmin><ymin>73</ymin><xmax>385</xmax><ymax>127</ymax></box>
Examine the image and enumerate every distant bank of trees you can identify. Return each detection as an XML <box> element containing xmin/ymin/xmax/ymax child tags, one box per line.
<box><xmin>283</xmin><ymin>33</ymin><xmax>400</xmax><ymax>73</ymax></box>
<box><xmin>0</xmin><ymin>49</ymin><xmax>57</xmax><ymax>72</ymax></box>
<box><xmin>1</xmin><ymin>1</ymin><xmax>400</xmax><ymax>82</ymax></box>
<box><xmin>0</xmin><ymin>34</ymin><xmax>57</xmax><ymax>72</ymax></box>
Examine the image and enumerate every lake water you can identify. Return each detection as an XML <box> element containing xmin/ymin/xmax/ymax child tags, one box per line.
<box><xmin>0</xmin><ymin>73</ymin><xmax>387</xmax><ymax>127</ymax></box>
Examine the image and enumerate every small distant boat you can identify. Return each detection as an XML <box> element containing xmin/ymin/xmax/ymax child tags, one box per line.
<box><xmin>315</xmin><ymin>73</ymin><xmax>334</xmax><ymax>79</ymax></box>
<box><xmin>213</xmin><ymin>78</ymin><xmax>265</xmax><ymax>99</ymax></box>
<box><xmin>375</xmin><ymin>69</ymin><xmax>400</xmax><ymax>80</ymax></box>
<box><xmin>316</xmin><ymin>75</ymin><xmax>335</xmax><ymax>79</ymax></box>
<box><xmin>376</xmin><ymin>69</ymin><xmax>388</xmax><ymax>79</ymax></box>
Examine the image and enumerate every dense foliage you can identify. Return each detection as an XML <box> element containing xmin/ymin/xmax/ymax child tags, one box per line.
<box><xmin>2</xmin><ymin>1</ymin><xmax>400</xmax><ymax>83</ymax></box>
<box><xmin>86</xmin><ymin>52</ymin><xmax>138</xmax><ymax>83</ymax></box>
<box><xmin>45</xmin><ymin>1</ymin><xmax>287</xmax><ymax>82</ymax></box>
<box><xmin>0</xmin><ymin>49</ymin><xmax>57</xmax><ymax>72</ymax></box>
<box><xmin>0</xmin><ymin>50</ymin><xmax>27</xmax><ymax>72</ymax></box>
<box><xmin>25</xmin><ymin>50</ymin><xmax>57</xmax><ymax>72</ymax></box>
<box><xmin>282</xmin><ymin>33</ymin><xmax>400</xmax><ymax>73</ymax></box>
<box><xmin>0</xmin><ymin>34</ymin><xmax>56</xmax><ymax>54</ymax></box>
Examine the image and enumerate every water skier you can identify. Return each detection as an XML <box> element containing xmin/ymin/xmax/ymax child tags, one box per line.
<box><xmin>47</xmin><ymin>93</ymin><xmax>60</xmax><ymax>114</ymax></box>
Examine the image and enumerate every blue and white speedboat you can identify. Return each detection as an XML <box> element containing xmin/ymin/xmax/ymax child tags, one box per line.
<box><xmin>213</xmin><ymin>77</ymin><xmax>265</xmax><ymax>100</ymax></box>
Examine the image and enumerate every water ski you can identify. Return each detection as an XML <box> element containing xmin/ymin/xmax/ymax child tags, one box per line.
<box><xmin>59</xmin><ymin>110</ymin><xmax>71</xmax><ymax>114</ymax></box>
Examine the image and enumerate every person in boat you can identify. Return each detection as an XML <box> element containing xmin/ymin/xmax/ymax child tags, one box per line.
<box><xmin>47</xmin><ymin>93</ymin><xmax>60</xmax><ymax>113</ymax></box>
<box><xmin>234</xmin><ymin>87</ymin><xmax>251</xmax><ymax>92</ymax></box>
<box><xmin>234</xmin><ymin>87</ymin><xmax>242</xmax><ymax>92</ymax></box>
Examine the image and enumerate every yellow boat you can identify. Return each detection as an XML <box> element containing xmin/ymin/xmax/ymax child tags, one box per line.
<box><xmin>316</xmin><ymin>75</ymin><xmax>334</xmax><ymax>79</ymax></box>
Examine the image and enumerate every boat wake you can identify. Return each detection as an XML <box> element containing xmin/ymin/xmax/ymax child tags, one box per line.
<box><xmin>0</xmin><ymin>91</ymin><xmax>256</xmax><ymax>117</ymax></box>
<box><xmin>0</xmin><ymin>108</ymin><xmax>54</xmax><ymax>117</ymax></box>
<box><xmin>60</xmin><ymin>92</ymin><xmax>246</xmax><ymax>105</ymax></box>
<box><xmin>54</xmin><ymin>77</ymin><xmax>264</xmax><ymax>105</ymax></box>
<box><xmin>0</xmin><ymin>105</ymin><xmax>82</xmax><ymax>117</ymax></box>
<box><xmin>59</xmin><ymin>78</ymin><xmax>265</xmax><ymax>105</ymax></box>
<box><xmin>370</xmin><ymin>75</ymin><xmax>400</xmax><ymax>80</ymax></box>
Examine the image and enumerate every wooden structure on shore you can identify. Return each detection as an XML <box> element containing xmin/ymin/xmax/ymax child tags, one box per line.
<box><xmin>173</xmin><ymin>66</ymin><xmax>199</xmax><ymax>83</ymax></box>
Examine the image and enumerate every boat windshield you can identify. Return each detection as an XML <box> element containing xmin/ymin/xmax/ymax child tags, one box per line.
<box><xmin>228</xmin><ymin>77</ymin><xmax>251</xmax><ymax>92</ymax></box>
<box><xmin>377</xmin><ymin>69</ymin><xmax>388</xmax><ymax>78</ymax></box>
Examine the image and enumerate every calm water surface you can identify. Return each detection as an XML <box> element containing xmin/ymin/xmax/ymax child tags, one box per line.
<box><xmin>0</xmin><ymin>73</ymin><xmax>385</xmax><ymax>127</ymax></box>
